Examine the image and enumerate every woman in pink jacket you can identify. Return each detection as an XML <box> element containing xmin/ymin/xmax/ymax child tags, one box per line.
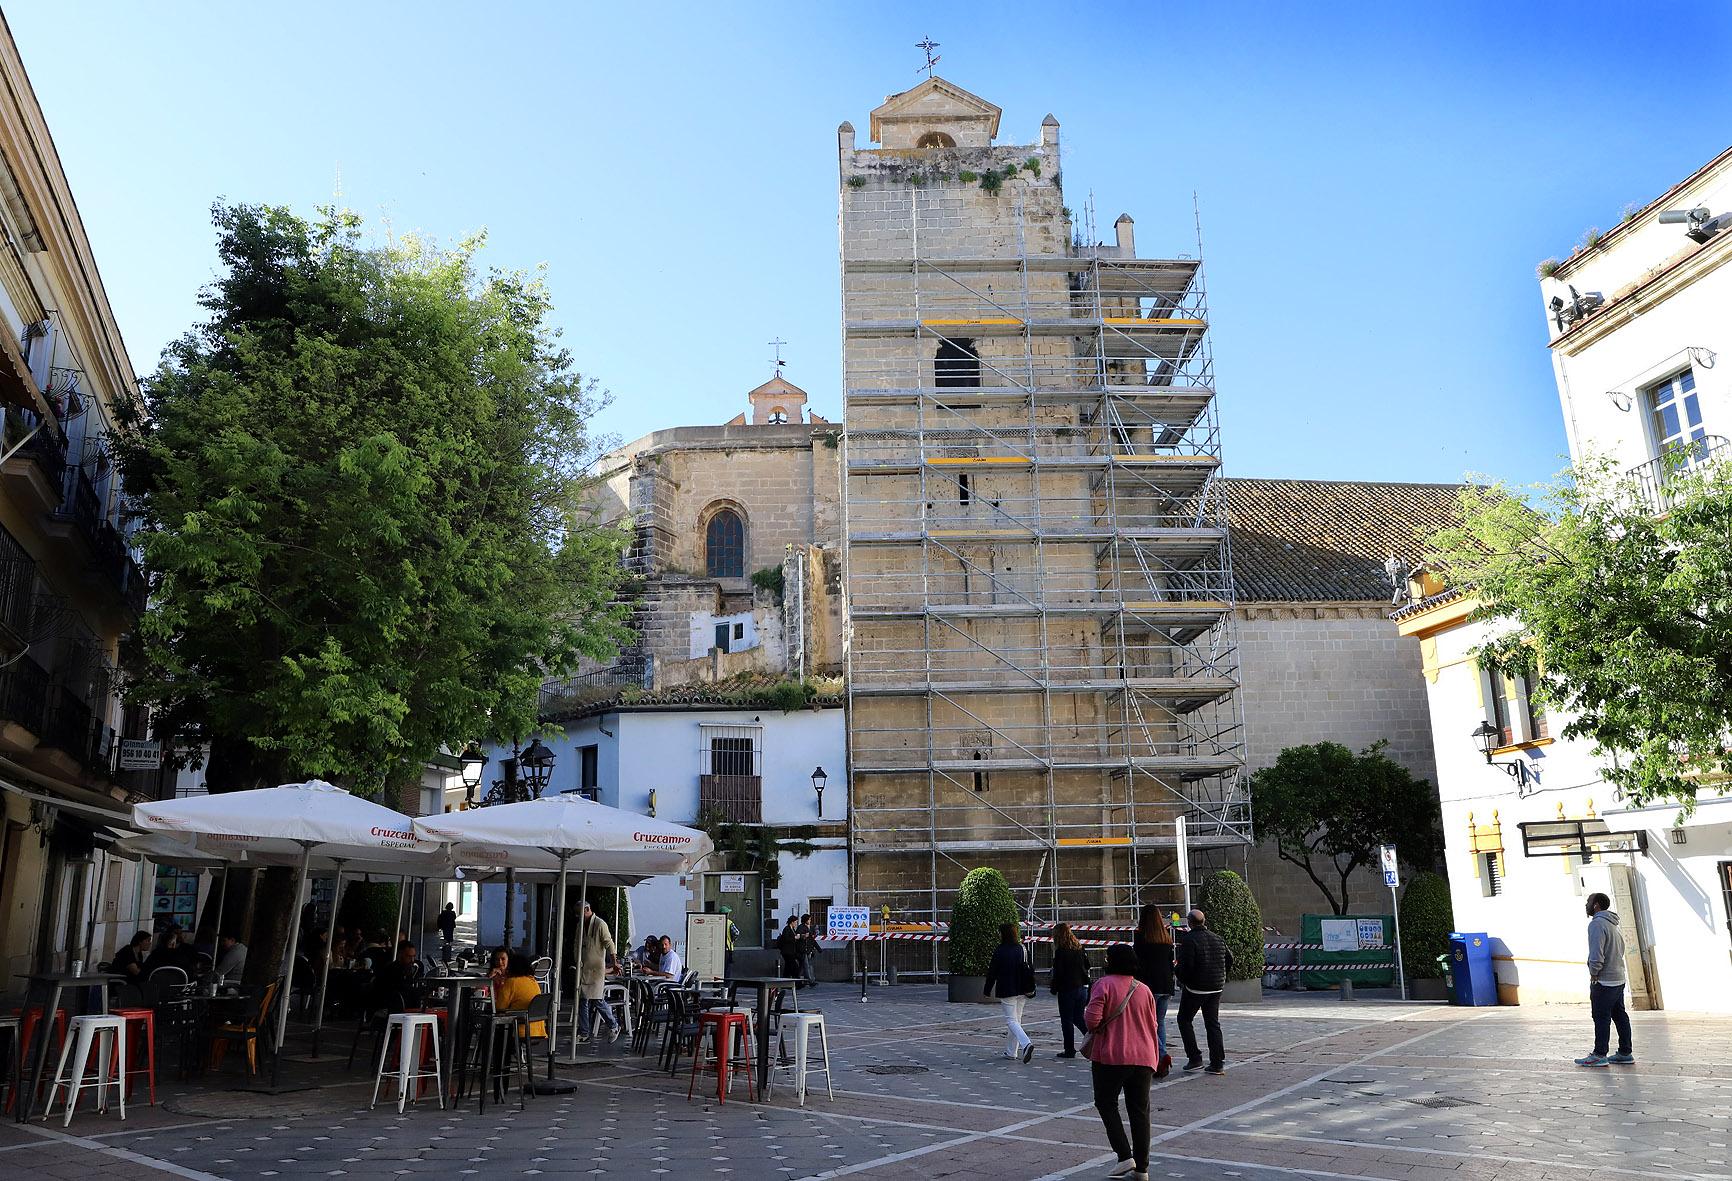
<box><xmin>1084</xmin><ymin>943</ymin><xmax>1162</xmax><ymax>1180</ymax></box>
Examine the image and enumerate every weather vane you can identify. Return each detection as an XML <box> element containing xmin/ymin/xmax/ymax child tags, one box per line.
<box><xmin>916</xmin><ymin>36</ymin><xmax>941</xmax><ymax>79</ymax></box>
<box><xmin>768</xmin><ymin>336</ymin><xmax>787</xmax><ymax>374</ymax></box>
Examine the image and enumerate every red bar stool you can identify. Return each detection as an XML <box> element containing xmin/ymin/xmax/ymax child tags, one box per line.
<box><xmin>109</xmin><ymin>1006</ymin><xmax>157</xmax><ymax>1105</ymax></box>
<box><xmin>6</xmin><ymin>1007</ymin><xmax>68</xmax><ymax>1113</ymax></box>
<box><xmin>687</xmin><ymin>1009</ymin><xmax>754</xmax><ymax>1104</ymax></box>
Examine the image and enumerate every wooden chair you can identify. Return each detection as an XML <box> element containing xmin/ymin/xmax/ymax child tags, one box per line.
<box><xmin>209</xmin><ymin>982</ymin><xmax>279</xmax><ymax>1075</ymax></box>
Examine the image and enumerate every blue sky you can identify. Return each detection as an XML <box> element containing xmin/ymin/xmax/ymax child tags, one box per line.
<box><xmin>10</xmin><ymin>2</ymin><xmax>1731</xmax><ymax>487</ymax></box>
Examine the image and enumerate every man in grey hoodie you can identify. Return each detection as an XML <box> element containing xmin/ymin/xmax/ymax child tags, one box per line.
<box><xmin>1575</xmin><ymin>892</ymin><xmax>1634</xmax><ymax>1067</ymax></box>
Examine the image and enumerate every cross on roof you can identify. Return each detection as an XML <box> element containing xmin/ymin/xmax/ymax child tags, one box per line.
<box><xmin>768</xmin><ymin>336</ymin><xmax>787</xmax><ymax>373</ymax></box>
<box><xmin>915</xmin><ymin>37</ymin><xmax>941</xmax><ymax>79</ymax></box>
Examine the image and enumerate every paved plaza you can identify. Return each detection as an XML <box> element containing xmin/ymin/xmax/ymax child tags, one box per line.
<box><xmin>1</xmin><ymin>987</ymin><xmax>1728</xmax><ymax>1181</ymax></box>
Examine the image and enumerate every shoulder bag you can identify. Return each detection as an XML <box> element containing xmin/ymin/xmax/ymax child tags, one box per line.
<box><xmin>1080</xmin><ymin>979</ymin><xmax>1141</xmax><ymax>1061</ymax></box>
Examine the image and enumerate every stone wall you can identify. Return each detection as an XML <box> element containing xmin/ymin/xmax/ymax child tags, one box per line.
<box><xmin>1235</xmin><ymin>603</ymin><xmax>1440</xmax><ymax>935</ymax></box>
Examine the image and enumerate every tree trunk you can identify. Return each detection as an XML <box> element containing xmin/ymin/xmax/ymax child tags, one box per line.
<box><xmin>245</xmin><ymin>865</ymin><xmax>298</xmax><ymax>989</ymax></box>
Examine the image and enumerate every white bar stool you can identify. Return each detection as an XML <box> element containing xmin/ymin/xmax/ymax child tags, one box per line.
<box><xmin>370</xmin><ymin>1012</ymin><xmax>444</xmax><ymax>1112</ymax></box>
<box><xmin>771</xmin><ymin>1012</ymin><xmax>832</xmax><ymax>1106</ymax></box>
<box><xmin>44</xmin><ymin>1014</ymin><xmax>127</xmax><ymax>1126</ymax></box>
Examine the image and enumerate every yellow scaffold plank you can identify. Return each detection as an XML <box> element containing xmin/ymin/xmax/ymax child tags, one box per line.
<box><xmin>1111</xmin><ymin>453</ymin><xmax>1214</xmax><ymax>463</ymax></box>
<box><xmin>920</xmin><ymin>317</ymin><xmax>1025</xmax><ymax>327</ymax></box>
<box><xmin>925</xmin><ymin>456</ymin><xmax>1033</xmax><ymax>466</ymax></box>
<box><xmin>928</xmin><ymin>528</ymin><xmax>1027</xmax><ymax>537</ymax></box>
<box><xmin>1102</xmin><ymin>317</ymin><xmax>1206</xmax><ymax>328</ymax></box>
<box><xmin>1058</xmin><ymin>836</ymin><xmax>1132</xmax><ymax>847</ymax></box>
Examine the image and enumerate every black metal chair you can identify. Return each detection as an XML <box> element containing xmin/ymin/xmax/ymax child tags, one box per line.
<box><xmin>659</xmin><ymin>990</ymin><xmax>703</xmax><ymax>1077</ymax></box>
<box><xmin>0</xmin><ymin>1014</ymin><xmax>21</xmax><ymax>1113</ymax></box>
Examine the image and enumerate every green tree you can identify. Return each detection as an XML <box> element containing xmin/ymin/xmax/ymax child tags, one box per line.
<box><xmin>117</xmin><ymin>203</ymin><xmax>632</xmax><ymax>974</ymax></box>
<box><xmin>1398</xmin><ymin>871</ymin><xmax>1454</xmax><ymax>980</ymax></box>
<box><xmin>1194</xmin><ymin>869</ymin><xmax>1263</xmax><ymax>982</ymax></box>
<box><xmin>1248</xmin><ymin>740</ymin><xmax>1442</xmax><ymax>915</ymax></box>
<box><xmin>948</xmin><ymin>867</ymin><xmax>1017</xmax><ymax>977</ymax></box>
<box><xmin>1427</xmin><ymin>461</ymin><xmax>1732</xmax><ymax>810</ymax></box>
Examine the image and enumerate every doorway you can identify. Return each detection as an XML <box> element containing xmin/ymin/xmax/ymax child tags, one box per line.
<box><xmin>703</xmin><ymin>871</ymin><xmax>762</xmax><ymax>947</ymax></box>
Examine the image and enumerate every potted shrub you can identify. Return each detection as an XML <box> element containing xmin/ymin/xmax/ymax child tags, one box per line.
<box><xmin>947</xmin><ymin>866</ymin><xmax>1017</xmax><ymax>1003</ymax></box>
<box><xmin>1196</xmin><ymin>869</ymin><xmax>1264</xmax><ymax>1003</ymax></box>
<box><xmin>1398</xmin><ymin>871</ymin><xmax>1454</xmax><ymax>1001</ymax></box>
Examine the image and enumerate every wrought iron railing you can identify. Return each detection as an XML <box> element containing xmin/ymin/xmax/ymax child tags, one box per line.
<box><xmin>2</xmin><ymin>406</ymin><xmax>67</xmax><ymax>491</ymax></box>
<box><xmin>699</xmin><ymin>774</ymin><xmax>762</xmax><ymax>824</ymax></box>
<box><xmin>0</xmin><ymin>655</ymin><xmax>48</xmax><ymax>735</ymax></box>
<box><xmin>1628</xmin><ymin>435</ymin><xmax>1728</xmax><ymax>514</ymax></box>
<box><xmin>53</xmin><ymin>467</ymin><xmax>103</xmax><ymax>545</ymax></box>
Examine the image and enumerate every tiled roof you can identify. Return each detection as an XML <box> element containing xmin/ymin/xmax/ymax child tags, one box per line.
<box><xmin>1220</xmin><ymin>478</ymin><xmax>1466</xmax><ymax>603</ymax></box>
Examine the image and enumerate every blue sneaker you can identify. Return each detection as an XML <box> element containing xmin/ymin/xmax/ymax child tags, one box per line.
<box><xmin>1575</xmin><ymin>1054</ymin><xmax>1609</xmax><ymax>1067</ymax></box>
<box><xmin>1606</xmin><ymin>1052</ymin><xmax>1635</xmax><ymax>1064</ymax></box>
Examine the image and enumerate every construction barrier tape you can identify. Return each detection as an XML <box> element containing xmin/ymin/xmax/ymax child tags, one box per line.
<box><xmin>1260</xmin><ymin>962</ymin><xmax>1396</xmax><ymax>971</ymax></box>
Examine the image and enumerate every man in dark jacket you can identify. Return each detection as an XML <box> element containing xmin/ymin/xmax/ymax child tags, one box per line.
<box><xmin>1174</xmin><ymin>909</ymin><xmax>1231</xmax><ymax>1074</ymax></box>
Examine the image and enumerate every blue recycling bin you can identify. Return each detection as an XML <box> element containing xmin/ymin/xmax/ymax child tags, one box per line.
<box><xmin>1448</xmin><ymin>932</ymin><xmax>1497</xmax><ymax>1006</ymax></box>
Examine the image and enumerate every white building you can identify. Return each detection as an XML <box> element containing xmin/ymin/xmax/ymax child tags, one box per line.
<box><xmin>1396</xmin><ymin>145</ymin><xmax>1732</xmax><ymax>1014</ymax></box>
<box><xmin>469</xmin><ymin>693</ymin><xmax>848</xmax><ymax>956</ymax></box>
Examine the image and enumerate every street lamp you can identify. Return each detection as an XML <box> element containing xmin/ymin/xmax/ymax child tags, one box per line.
<box><xmin>1471</xmin><ymin>721</ymin><xmax>1533</xmax><ymax>791</ymax></box>
<box><xmin>811</xmin><ymin>765</ymin><xmax>828</xmax><ymax>819</ymax></box>
<box><xmin>459</xmin><ymin>743</ymin><xmax>487</xmax><ymax>806</ymax></box>
<box><xmin>520</xmin><ymin>739</ymin><xmax>556</xmax><ymax>798</ymax></box>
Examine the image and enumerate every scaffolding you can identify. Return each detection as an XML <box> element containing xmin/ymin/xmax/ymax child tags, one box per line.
<box><xmin>840</xmin><ymin>168</ymin><xmax>1250</xmax><ymax>940</ymax></box>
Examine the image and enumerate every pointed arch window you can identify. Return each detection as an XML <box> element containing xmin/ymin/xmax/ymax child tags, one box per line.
<box><xmin>705</xmin><ymin>509</ymin><xmax>745</xmax><ymax>578</ymax></box>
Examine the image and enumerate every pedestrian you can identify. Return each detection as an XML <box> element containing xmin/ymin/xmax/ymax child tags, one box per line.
<box><xmin>983</xmin><ymin>921</ymin><xmax>1036</xmax><ymax>1063</ymax></box>
<box><xmin>776</xmin><ymin>915</ymin><xmax>801</xmax><ymax>977</ymax></box>
<box><xmin>437</xmin><ymin>902</ymin><xmax>457</xmax><ymax>963</ymax></box>
<box><xmin>1049</xmin><ymin>922</ymin><xmax>1090</xmax><ymax>1058</ymax></box>
<box><xmin>1174</xmin><ymin>908</ymin><xmax>1230</xmax><ymax>1075</ymax></box>
<box><xmin>1085</xmin><ymin>943</ymin><xmax>1160</xmax><ymax>1180</ymax></box>
<box><xmin>1575</xmin><ymin>892</ymin><xmax>1635</xmax><ymax>1066</ymax></box>
<box><xmin>719</xmin><ymin>905</ymin><xmax>740</xmax><ymax>975</ymax></box>
<box><xmin>1131</xmin><ymin>903</ymin><xmax>1174</xmax><ymax>1076</ymax></box>
<box><xmin>796</xmin><ymin>913</ymin><xmax>817</xmax><ymax>984</ymax></box>
<box><xmin>576</xmin><ymin>900</ymin><xmax>622</xmax><ymax>1042</ymax></box>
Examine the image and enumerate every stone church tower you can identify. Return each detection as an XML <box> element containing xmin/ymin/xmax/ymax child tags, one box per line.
<box><xmin>838</xmin><ymin>77</ymin><xmax>1247</xmax><ymax>940</ymax></box>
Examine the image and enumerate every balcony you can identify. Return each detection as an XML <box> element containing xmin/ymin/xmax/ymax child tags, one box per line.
<box><xmin>699</xmin><ymin>774</ymin><xmax>763</xmax><ymax>823</ymax></box>
<box><xmin>0</xmin><ymin>654</ymin><xmax>49</xmax><ymax>742</ymax></box>
<box><xmin>1</xmin><ymin>407</ymin><xmax>66</xmax><ymax>516</ymax></box>
<box><xmin>43</xmin><ymin>466</ymin><xmax>103</xmax><ymax>555</ymax></box>
<box><xmin>1628</xmin><ymin>434</ymin><xmax>1728</xmax><ymax>514</ymax></box>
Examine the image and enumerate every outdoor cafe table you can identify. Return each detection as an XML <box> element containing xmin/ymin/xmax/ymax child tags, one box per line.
<box><xmin>429</xmin><ymin>974</ymin><xmax>493</xmax><ymax>1104</ymax></box>
<box><xmin>726</xmin><ymin>976</ymin><xmax>799</xmax><ymax>1097</ymax></box>
<box><xmin>14</xmin><ymin>971</ymin><xmax>125</xmax><ymax>1123</ymax></box>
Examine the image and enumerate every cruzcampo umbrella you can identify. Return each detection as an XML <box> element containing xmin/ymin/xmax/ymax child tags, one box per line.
<box><xmin>414</xmin><ymin>794</ymin><xmax>713</xmax><ymax>1079</ymax></box>
<box><xmin>133</xmin><ymin>779</ymin><xmax>443</xmax><ymax>1063</ymax></box>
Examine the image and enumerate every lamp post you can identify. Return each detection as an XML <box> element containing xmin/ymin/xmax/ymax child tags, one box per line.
<box><xmin>811</xmin><ymin>765</ymin><xmax>828</xmax><ymax>820</ymax></box>
<box><xmin>481</xmin><ymin>738</ymin><xmax>558</xmax><ymax>951</ymax></box>
<box><xmin>459</xmin><ymin>743</ymin><xmax>487</xmax><ymax>807</ymax></box>
<box><xmin>1472</xmin><ymin>721</ymin><xmax>1533</xmax><ymax>791</ymax></box>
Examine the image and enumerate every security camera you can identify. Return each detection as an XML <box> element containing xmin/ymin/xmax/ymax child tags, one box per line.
<box><xmin>1657</xmin><ymin>207</ymin><xmax>1710</xmax><ymax>225</ymax></box>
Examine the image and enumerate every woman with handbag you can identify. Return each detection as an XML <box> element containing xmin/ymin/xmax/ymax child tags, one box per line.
<box><xmin>1131</xmin><ymin>903</ymin><xmax>1175</xmax><ymax>1076</ymax></box>
<box><xmin>1083</xmin><ymin>943</ymin><xmax>1162</xmax><ymax>1180</ymax></box>
<box><xmin>982</xmin><ymin>922</ymin><xmax>1036</xmax><ymax>1063</ymax></box>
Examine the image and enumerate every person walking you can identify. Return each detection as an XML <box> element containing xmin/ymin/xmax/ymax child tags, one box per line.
<box><xmin>1131</xmin><ymin>904</ymin><xmax>1174</xmax><ymax>1077</ymax></box>
<box><xmin>983</xmin><ymin>922</ymin><xmax>1036</xmax><ymax>1063</ymax></box>
<box><xmin>1085</xmin><ymin>943</ymin><xmax>1161</xmax><ymax>1180</ymax></box>
<box><xmin>776</xmin><ymin>915</ymin><xmax>801</xmax><ymax>977</ymax></box>
<box><xmin>1576</xmin><ymin>892</ymin><xmax>1635</xmax><ymax>1066</ymax></box>
<box><xmin>575</xmin><ymin>900</ymin><xmax>621</xmax><ymax>1042</ymax></box>
<box><xmin>436</xmin><ymin>902</ymin><xmax>457</xmax><ymax>963</ymax></box>
<box><xmin>1174</xmin><ymin>908</ymin><xmax>1230</xmax><ymax>1075</ymax></box>
<box><xmin>796</xmin><ymin>914</ymin><xmax>818</xmax><ymax>984</ymax></box>
<box><xmin>1049</xmin><ymin>922</ymin><xmax>1091</xmax><ymax>1058</ymax></box>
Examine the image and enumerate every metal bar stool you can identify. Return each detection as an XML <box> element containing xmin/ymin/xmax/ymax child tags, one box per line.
<box><xmin>770</xmin><ymin>1012</ymin><xmax>832</xmax><ymax>1105</ymax></box>
<box><xmin>109</xmin><ymin>1007</ymin><xmax>157</xmax><ymax>1105</ymax></box>
<box><xmin>43</xmin><ymin>1014</ymin><xmax>127</xmax><ymax>1126</ymax></box>
<box><xmin>369</xmin><ymin>1013</ymin><xmax>443</xmax><ymax>1113</ymax></box>
<box><xmin>687</xmin><ymin>1008</ymin><xmax>754</xmax><ymax>1104</ymax></box>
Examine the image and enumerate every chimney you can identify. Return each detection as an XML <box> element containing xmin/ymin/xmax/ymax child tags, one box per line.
<box><xmin>838</xmin><ymin>121</ymin><xmax>856</xmax><ymax>153</ymax></box>
<box><xmin>1040</xmin><ymin>113</ymin><xmax>1060</xmax><ymax>149</ymax></box>
<box><xmin>1114</xmin><ymin>214</ymin><xmax>1135</xmax><ymax>256</ymax></box>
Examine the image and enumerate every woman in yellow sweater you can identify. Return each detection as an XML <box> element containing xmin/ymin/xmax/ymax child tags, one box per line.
<box><xmin>493</xmin><ymin>952</ymin><xmax>547</xmax><ymax>1039</ymax></box>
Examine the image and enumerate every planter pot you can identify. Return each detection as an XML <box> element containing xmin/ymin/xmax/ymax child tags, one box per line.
<box><xmin>1222</xmin><ymin>978</ymin><xmax>1262</xmax><ymax>1003</ymax></box>
<box><xmin>947</xmin><ymin>975</ymin><xmax>990</xmax><ymax>1004</ymax></box>
<box><xmin>1409</xmin><ymin>977</ymin><xmax>1448</xmax><ymax>1002</ymax></box>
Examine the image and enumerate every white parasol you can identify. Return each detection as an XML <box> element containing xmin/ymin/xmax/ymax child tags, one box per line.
<box><xmin>414</xmin><ymin>794</ymin><xmax>712</xmax><ymax>1075</ymax></box>
<box><xmin>132</xmin><ymin>779</ymin><xmax>442</xmax><ymax>1057</ymax></box>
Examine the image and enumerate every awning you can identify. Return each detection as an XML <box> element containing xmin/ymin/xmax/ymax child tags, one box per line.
<box><xmin>1518</xmin><ymin>818</ymin><xmax>1648</xmax><ymax>859</ymax></box>
<box><xmin>0</xmin><ymin>775</ymin><xmax>137</xmax><ymax>829</ymax></box>
<box><xmin>0</xmin><ymin>327</ymin><xmax>57</xmax><ymax>430</ymax></box>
